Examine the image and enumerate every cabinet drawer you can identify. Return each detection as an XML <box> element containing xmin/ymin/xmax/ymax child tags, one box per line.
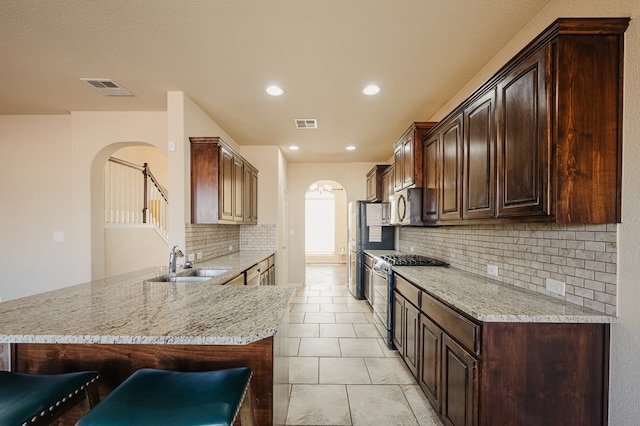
<box><xmin>421</xmin><ymin>292</ymin><xmax>479</xmax><ymax>355</ymax></box>
<box><xmin>395</xmin><ymin>275</ymin><xmax>420</xmax><ymax>307</ymax></box>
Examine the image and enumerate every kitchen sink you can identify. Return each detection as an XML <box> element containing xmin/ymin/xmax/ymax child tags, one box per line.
<box><xmin>149</xmin><ymin>275</ymin><xmax>213</xmax><ymax>283</ymax></box>
<box><xmin>145</xmin><ymin>267</ymin><xmax>230</xmax><ymax>283</ymax></box>
<box><xmin>193</xmin><ymin>267</ymin><xmax>230</xmax><ymax>277</ymax></box>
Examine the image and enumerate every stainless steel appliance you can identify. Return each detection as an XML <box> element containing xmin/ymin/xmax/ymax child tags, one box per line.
<box><xmin>372</xmin><ymin>254</ymin><xmax>449</xmax><ymax>348</ymax></box>
<box><xmin>347</xmin><ymin>201</ymin><xmax>395</xmax><ymax>299</ymax></box>
<box><xmin>390</xmin><ymin>187</ymin><xmax>423</xmax><ymax>226</ymax></box>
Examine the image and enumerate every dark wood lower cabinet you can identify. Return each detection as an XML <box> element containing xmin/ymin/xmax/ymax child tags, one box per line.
<box><xmin>419</xmin><ymin>315</ymin><xmax>442</xmax><ymax>410</ymax></box>
<box><xmin>404</xmin><ymin>299</ymin><xmax>420</xmax><ymax>377</ymax></box>
<box><xmin>395</xmin><ymin>273</ymin><xmax>610</xmax><ymax>426</ymax></box>
<box><xmin>442</xmin><ymin>334</ymin><xmax>478</xmax><ymax>426</ymax></box>
<box><xmin>393</xmin><ymin>291</ymin><xmax>404</xmax><ymax>355</ymax></box>
<box><xmin>394</xmin><ymin>289</ymin><xmax>420</xmax><ymax>377</ymax></box>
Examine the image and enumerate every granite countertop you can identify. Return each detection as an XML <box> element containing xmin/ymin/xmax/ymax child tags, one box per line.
<box><xmin>365</xmin><ymin>250</ymin><xmax>615</xmax><ymax>324</ymax></box>
<box><xmin>0</xmin><ymin>251</ymin><xmax>295</xmax><ymax>345</ymax></box>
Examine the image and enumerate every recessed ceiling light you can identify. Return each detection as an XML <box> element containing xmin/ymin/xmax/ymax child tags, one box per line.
<box><xmin>289</xmin><ymin>145</ymin><xmax>299</xmax><ymax>151</ymax></box>
<box><xmin>346</xmin><ymin>146</ymin><xmax>356</xmax><ymax>151</ymax></box>
<box><xmin>362</xmin><ymin>85</ymin><xmax>380</xmax><ymax>96</ymax></box>
<box><xmin>266</xmin><ymin>85</ymin><xmax>284</xmax><ymax>96</ymax></box>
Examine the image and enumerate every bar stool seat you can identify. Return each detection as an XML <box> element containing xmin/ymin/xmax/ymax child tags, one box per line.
<box><xmin>76</xmin><ymin>367</ymin><xmax>255</xmax><ymax>426</ymax></box>
<box><xmin>0</xmin><ymin>370</ymin><xmax>100</xmax><ymax>426</ymax></box>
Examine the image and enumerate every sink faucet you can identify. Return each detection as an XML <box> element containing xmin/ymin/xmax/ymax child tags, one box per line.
<box><xmin>169</xmin><ymin>245</ymin><xmax>184</xmax><ymax>275</ymax></box>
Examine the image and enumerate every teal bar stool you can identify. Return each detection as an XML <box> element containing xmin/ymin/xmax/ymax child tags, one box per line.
<box><xmin>0</xmin><ymin>370</ymin><xmax>100</xmax><ymax>426</ymax></box>
<box><xmin>76</xmin><ymin>367</ymin><xmax>255</xmax><ymax>426</ymax></box>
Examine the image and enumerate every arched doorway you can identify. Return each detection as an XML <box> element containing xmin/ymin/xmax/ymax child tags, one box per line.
<box><xmin>304</xmin><ymin>180</ymin><xmax>347</xmax><ymax>264</ymax></box>
<box><xmin>90</xmin><ymin>142</ymin><xmax>168</xmax><ymax>279</ymax></box>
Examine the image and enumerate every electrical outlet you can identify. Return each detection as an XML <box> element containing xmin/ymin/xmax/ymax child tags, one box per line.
<box><xmin>187</xmin><ymin>253</ymin><xmax>195</xmax><ymax>262</ymax></box>
<box><xmin>196</xmin><ymin>252</ymin><xmax>203</xmax><ymax>260</ymax></box>
<box><xmin>546</xmin><ymin>278</ymin><xmax>566</xmax><ymax>296</ymax></box>
<box><xmin>487</xmin><ymin>265</ymin><xmax>499</xmax><ymax>276</ymax></box>
<box><xmin>228</xmin><ymin>245</ymin><xmax>233</xmax><ymax>251</ymax></box>
<box><xmin>409</xmin><ymin>246</ymin><xmax>415</xmax><ymax>252</ymax></box>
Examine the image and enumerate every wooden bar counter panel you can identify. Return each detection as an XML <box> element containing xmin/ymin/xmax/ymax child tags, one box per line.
<box><xmin>13</xmin><ymin>340</ymin><xmax>275</xmax><ymax>426</ymax></box>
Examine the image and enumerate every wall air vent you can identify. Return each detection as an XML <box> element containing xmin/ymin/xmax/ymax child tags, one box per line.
<box><xmin>294</xmin><ymin>119</ymin><xmax>318</xmax><ymax>129</ymax></box>
<box><xmin>80</xmin><ymin>78</ymin><xmax>133</xmax><ymax>96</ymax></box>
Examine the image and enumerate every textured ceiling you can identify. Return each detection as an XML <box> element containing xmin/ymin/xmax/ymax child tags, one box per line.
<box><xmin>0</xmin><ymin>0</ymin><xmax>550</xmax><ymax>162</ymax></box>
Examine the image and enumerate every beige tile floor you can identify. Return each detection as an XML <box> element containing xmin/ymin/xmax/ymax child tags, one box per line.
<box><xmin>285</xmin><ymin>264</ymin><xmax>442</xmax><ymax>426</ymax></box>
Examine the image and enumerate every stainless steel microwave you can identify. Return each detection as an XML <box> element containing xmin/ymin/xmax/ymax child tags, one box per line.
<box><xmin>390</xmin><ymin>188</ymin><xmax>423</xmax><ymax>226</ymax></box>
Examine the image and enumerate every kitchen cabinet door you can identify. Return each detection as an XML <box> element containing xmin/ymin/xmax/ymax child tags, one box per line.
<box><xmin>366</xmin><ymin>165</ymin><xmax>388</xmax><ymax>202</ymax></box>
<box><xmin>441</xmin><ymin>334</ymin><xmax>478</xmax><ymax>426</ymax></box>
<box><xmin>420</xmin><ymin>314</ymin><xmax>443</xmax><ymax>412</ymax></box>
<box><xmin>404</xmin><ymin>299</ymin><xmax>420</xmax><ymax>377</ymax></box>
<box><xmin>220</xmin><ymin>147</ymin><xmax>235</xmax><ymax>221</ymax></box>
<box><xmin>233</xmin><ymin>156</ymin><xmax>244</xmax><ymax>222</ymax></box>
<box><xmin>393</xmin><ymin>143</ymin><xmax>404</xmax><ymax>191</ymax></box>
<box><xmin>243</xmin><ymin>165</ymin><xmax>258</xmax><ymax>224</ymax></box>
<box><xmin>439</xmin><ymin>114</ymin><xmax>463</xmax><ymax>221</ymax></box>
<box><xmin>464</xmin><ymin>89</ymin><xmax>496</xmax><ymax>219</ymax></box>
<box><xmin>422</xmin><ymin>134</ymin><xmax>439</xmax><ymax>222</ymax></box>
<box><xmin>393</xmin><ymin>292</ymin><xmax>404</xmax><ymax>355</ymax></box>
<box><xmin>496</xmin><ymin>46</ymin><xmax>549</xmax><ymax>218</ymax></box>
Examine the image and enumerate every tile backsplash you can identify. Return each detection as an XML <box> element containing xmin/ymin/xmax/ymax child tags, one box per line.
<box><xmin>240</xmin><ymin>224</ymin><xmax>277</xmax><ymax>251</ymax></box>
<box><xmin>399</xmin><ymin>223</ymin><xmax>617</xmax><ymax>315</ymax></box>
<box><xmin>185</xmin><ymin>224</ymin><xmax>240</xmax><ymax>261</ymax></box>
<box><xmin>185</xmin><ymin>223</ymin><xmax>277</xmax><ymax>263</ymax></box>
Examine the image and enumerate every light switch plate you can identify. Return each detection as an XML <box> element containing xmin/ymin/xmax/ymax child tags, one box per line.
<box><xmin>53</xmin><ymin>231</ymin><xmax>64</xmax><ymax>242</ymax></box>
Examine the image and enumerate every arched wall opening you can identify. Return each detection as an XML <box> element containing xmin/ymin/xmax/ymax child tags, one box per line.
<box><xmin>90</xmin><ymin>142</ymin><xmax>168</xmax><ymax>279</ymax></box>
<box><xmin>304</xmin><ymin>179</ymin><xmax>347</xmax><ymax>265</ymax></box>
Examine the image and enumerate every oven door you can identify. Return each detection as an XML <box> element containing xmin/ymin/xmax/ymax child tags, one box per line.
<box><xmin>372</xmin><ymin>267</ymin><xmax>393</xmax><ymax>348</ymax></box>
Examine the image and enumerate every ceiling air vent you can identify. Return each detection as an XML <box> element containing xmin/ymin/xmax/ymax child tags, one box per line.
<box><xmin>80</xmin><ymin>78</ymin><xmax>133</xmax><ymax>96</ymax></box>
<box><xmin>295</xmin><ymin>119</ymin><xmax>317</xmax><ymax>129</ymax></box>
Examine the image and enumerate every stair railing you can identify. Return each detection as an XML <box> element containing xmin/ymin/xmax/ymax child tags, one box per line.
<box><xmin>105</xmin><ymin>157</ymin><xmax>169</xmax><ymax>239</ymax></box>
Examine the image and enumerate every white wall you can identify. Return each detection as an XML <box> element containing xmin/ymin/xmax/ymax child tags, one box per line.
<box><xmin>287</xmin><ymin>162</ymin><xmax>382</xmax><ymax>284</ymax></box>
<box><xmin>0</xmin><ymin>116</ymin><xmax>73</xmax><ymax>301</ymax></box>
<box><xmin>0</xmin><ymin>112</ymin><xmax>167</xmax><ymax>301</ymax></box>
<box><xmin>431</xmin><ymin>3</ymin><xmax>640</xmax><ymax>423</ymax></box>
<box><xmin>104</xmin><ymin>225</ymin><xmax>167</xmax><ymax>276</ymax></box>
<box><xmin>73</xmin><ymin>111</ymin><xmax>168</xmax><ymax>281</ymax></box>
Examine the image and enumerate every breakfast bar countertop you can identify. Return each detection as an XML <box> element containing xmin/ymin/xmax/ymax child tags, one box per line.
<box><xmin>0</xmin><ymin>250</ymin><xmax>295</xmax><ymax>345</ymax></box>
<box><xmin>365</xmin><ymin>250</ymin><xmax>615</xmax><ymax>324</ymax></box>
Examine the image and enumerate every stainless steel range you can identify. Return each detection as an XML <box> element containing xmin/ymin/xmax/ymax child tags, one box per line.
<box><xmin>372</xmin><ymin>254</ymin><xmax>449</xmax><ymax>348</ymax></box>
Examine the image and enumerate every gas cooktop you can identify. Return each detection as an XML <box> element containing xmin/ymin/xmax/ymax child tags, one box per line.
<box><xmin>378</xmin><ymin>254</ymin><xmax>449</xmax><ymax>267</ymax></box>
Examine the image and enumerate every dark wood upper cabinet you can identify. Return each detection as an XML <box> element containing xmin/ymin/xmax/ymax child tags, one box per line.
<box><xmin>381</xmin><ymin>165</ymin><xmax>394</xmax><ymax>224</ymax></box>
<box><xmin>464</xmin><ymin>89</ymin><xmax>496</xmax><ymax>219</ymax></box>
<box><xmin>190</xmin><ymin>137</ymin><xmax>258</xmax><ymax>225</ymax></box>
<box><xmin>421</xmin><ymin>18</ymin><xmax>628</xmax><ymax>225</ymax></box>
<box><xmin>219</xmin><ymin>146</ymin><xmax>235</xmax><ymax>221</ymax></box>
<box><xmin>394</xmin><ymin>122</ymin><xmax>437</xmax><ymax>192</ymax></box>
<box><xmin>440</xmin><ymin>114</ymin><xmax>463</xmax><ymax>221</ymax></box>
<box><xmin>422</xmin><ymin>135</ymin><xmax>439</xmax><ymax>222</ymax></box>
<box><xmin>496</xmin><ymin>47</ymin><xmax>549</xmax><ymax>218</ymax></box>
<box><xmin>366</xmin><ymin>165</ymin><xmax>388</xmax><ymax>202</ymax></box>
